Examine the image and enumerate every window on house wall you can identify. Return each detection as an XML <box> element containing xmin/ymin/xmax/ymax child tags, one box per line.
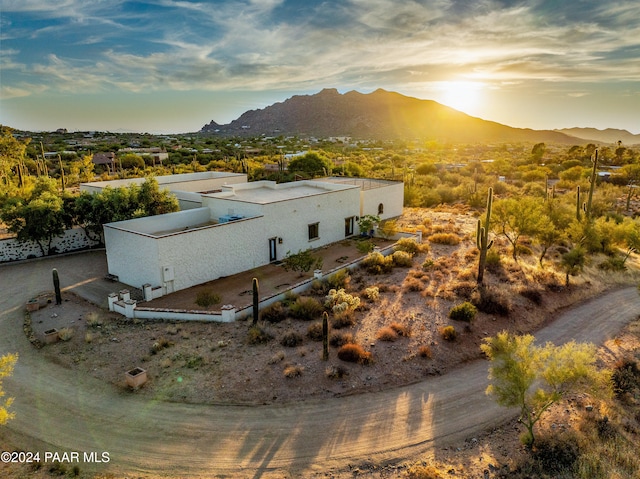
<box><xmin>308</xmin><ymin>222</ymin><xmax>319</xmax><ymax>240</ymax></box>
<box><xmin>378</xmin><ymin>203</ymin><xmax>384</xmax><ymax>215</ymax></box>
<box><xmin>344</xmin><ymin>216</ymin><xmax>354</xmax><ymax>237</ymax></box>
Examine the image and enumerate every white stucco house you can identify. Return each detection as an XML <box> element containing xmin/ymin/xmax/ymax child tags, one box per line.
<box><xmin>100</xmin><ymin>174</ymin><xmax>403</xmax><ymax>297</ymax></box>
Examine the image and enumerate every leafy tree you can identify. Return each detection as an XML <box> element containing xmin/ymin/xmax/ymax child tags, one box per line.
<box><xmin>481</xmin><ymin>332</ymin><xmax>609</xmax><ymax>449</ymax></box>
<box><xmin>0</xmin><ymin>352</ymin><xmax>18</xmax><ymax>425</ymax></box>
<box><xmin>491</xmin><ymin>197</ymin><xmax>544</xmax><ymax>259</ymax></box>
<box><xmin>531</xmin><ymin>142</ymin><xmax>546</xmax><ymax>163</ymax></box>
<box><xmin>561</xmin><ymin>246</ymin><xmax>586</xmax><ymax>286</ymax></box>
<box><xmin>282</xmin><ymin>249</ymin><xmax>322</xmax><ymax>275</ymax></box>
<box><xmin>0</xmin><ymin>127</ymin><xmax>29</xmax><ymax>192</ymax></box>
<box><xmin>137</xmin><ymin>177</ymin><xmax>179</xmax><ymax>216</ymax></box>
<box><xmin>287</xmin><ymin>152</ymin><xmax>332</xmax><ymax>178</ymax></box>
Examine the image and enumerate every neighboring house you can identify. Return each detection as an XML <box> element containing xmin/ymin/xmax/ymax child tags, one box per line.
<box><xmin>81</xmin><ymin>171</ymin><xmax>248</xmax><ymax>210</ymax></box>
<box><xmin>92</xmin><ymin>152</ymin><xmax>117</xmax><ymax>174</ymax></box>
<box><xmin>100</xmin><ymin>175</ymin><xmax>403</xmax><ymax>296</ymax></box>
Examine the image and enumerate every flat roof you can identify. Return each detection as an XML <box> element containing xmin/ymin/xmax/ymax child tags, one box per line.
<box><xmin>206</xmin><ymin>180</ymin><xmax>358</xmax><ymax>204</ymax></box>
<box><xmin>319</xmin><ymin>177</ymin><xmax>402</xmax><ymax>190</ymax></box>
<box><xmin>81</xmin><ymin>171</ymin><xmax>245</xmax><ymax>190</ymax></box>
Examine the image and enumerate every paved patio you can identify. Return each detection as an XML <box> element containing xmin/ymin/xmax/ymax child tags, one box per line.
<box><xmin>143</xmin><ymin>237</ymin><xmax>394</xmax><ymax>312</ymax></box>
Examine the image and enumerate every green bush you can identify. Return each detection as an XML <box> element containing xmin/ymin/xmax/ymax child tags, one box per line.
<box><xmin>471</xmin><ymin>287</ymin><xmax>510</xmax><ymax>316</ymax></box>
<box><xmin>195</xmin><ymin>290</ymin><xmax>221</xmax><ymax>308</ymax></box>
<box><xmin>440</xmin><ymin>325</ymin><xmax>457</xmax><ymax>341</ymax></box>
<box><xmin>393</xmin><ymin>237</ymin><xmax>423</xmax><ymax>256</ymax></box>
<box><xmin>337</xmin><ymin>343</ymin><xmax>372</xmax><ymax>364</ymax></box>
<box><xmin>448</xmin><ymin>302</ymin><xmax>477</xmax><ymax>322</ymax></box>
<box><xmin>598</xmin><ymin>255</ymin><xmax>627</xmax><ymax>271</ymax></box>
<box><xmin>356</xmin><ymin>239</ymin><xmax>375</xmax><ymax>254</ymax></box>
<box><xmin>361</xmin><ymin>251</ymin><xmax>394</xmax><ymax>274</ymax></box>
<box><xmin>427</xmin><ymin>233</ymin><xmax>461</xmax><ymax>245</ymax></box>
<box><xmin>392</xmin><ymin>250</ymin><xmax>413</xmax><ymax>267</ymax></box>
<box><xmin>326</xmin><ymin>269</ymin><xmax>350</xmax><ymax>290</ymax></box>
<box><xmin>329</xmin><ymin>331</ymin><xmax>354</xmax><ymax>347</ymax></box>
<box><xmin>289</xmin><ymin>296</ymin><xmax>323</xmax><ymax>321</ymax></box>
<box><xmin>332</xmin><ymin>310</ymin><xmax>356</xmax><ymax>329</ymax></box>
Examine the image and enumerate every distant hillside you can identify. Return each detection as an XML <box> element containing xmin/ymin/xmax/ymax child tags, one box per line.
<box><xmin>201</xmin><ymin>88</ymin><xmax>583</xmax><ymax>144</ymax></box>
<box><xmin>555</xmin><ymin>128</ymin><xmax>640</xmax><ymax>145</ymax></box>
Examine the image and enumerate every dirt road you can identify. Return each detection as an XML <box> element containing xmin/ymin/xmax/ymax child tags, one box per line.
<box><xmin>1</xmin><ymin>252</ymin><xmax>639</xmax><ymax>478</ymax></box>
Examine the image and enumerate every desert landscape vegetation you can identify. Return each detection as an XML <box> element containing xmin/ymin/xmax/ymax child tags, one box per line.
<box><xmin>1</xmin><ymin>123</ymin><xmax>640</xmax><ymax>478</ymax></box>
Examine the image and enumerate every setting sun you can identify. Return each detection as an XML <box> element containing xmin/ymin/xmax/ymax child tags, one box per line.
<box><xmin>436</xmin><ymin>81</ymin><xmax>485</xmax><ymax>114</ymax></box>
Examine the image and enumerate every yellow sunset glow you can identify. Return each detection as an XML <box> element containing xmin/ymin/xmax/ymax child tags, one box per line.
<box><xmin>436</xmin><ymin>81</ymin><xmax>485</xmax><ymax>114</ymax></box>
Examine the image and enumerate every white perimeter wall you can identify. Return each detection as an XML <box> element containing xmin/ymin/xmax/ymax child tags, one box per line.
<box><xmin>360</xmin><ymin>182</ymin><xmax>404</xmax><ymax>221</ymax></box>
<box><xmin>0</xmin><ymin>228</ymin><xmax>100</xmax><ymax>262</ymax></box>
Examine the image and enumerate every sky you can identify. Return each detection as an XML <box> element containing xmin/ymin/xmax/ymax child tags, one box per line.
<box><xmin>1</xmin><ymin>0</ymin><xmax>639</xmax><ymax>134</ymax></box>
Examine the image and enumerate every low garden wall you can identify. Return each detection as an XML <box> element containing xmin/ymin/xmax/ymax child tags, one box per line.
<box><xmin>0</xmin><ymin>228</ymin><xmax>101</xmax><ymax>262</ymax></box>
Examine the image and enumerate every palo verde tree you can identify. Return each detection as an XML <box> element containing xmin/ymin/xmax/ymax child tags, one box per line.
<box><xmin>481</xmin><ymin>332</ymin><xmax>610</xmax><ymax>449</ymax></box>
<box><xmin>0</xmin><ymin>352</ymin><xmax>18</xmax><ymax>425</ymax></box>
<box><xmin>476</xmin><ymin>187</ymin><xmax>493</xmax><ymax>283</ymax></box>
<box><xmin>491</xmin><ymin>196</ymin><xmax>545</xmax><ymax>260</ymax></box>
<box><xmin>287</xmin><ymin>151</ymin><xmax>333</xmax><ymax>178</ymax></box>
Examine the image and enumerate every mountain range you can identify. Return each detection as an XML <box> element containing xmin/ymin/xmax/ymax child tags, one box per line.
<box><xmin>200</xmin><ymin>88</ymin><xmax>639</xmax><ymax>145</ymax></box>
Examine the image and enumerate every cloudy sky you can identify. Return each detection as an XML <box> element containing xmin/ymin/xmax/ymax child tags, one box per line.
<box><xmin>1</xmin><ymin>0</ymin><xmax>639</xmax><ymax>134</ymax></box>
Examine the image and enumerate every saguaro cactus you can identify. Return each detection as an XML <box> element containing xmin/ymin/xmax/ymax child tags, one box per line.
<box><xmin>252</xmin><ymin>277</ymin><xmax>259</xmax><ymax>325</ymax></box>
<box><xmin>585</xmin><ymin>148</ymin><xmax>599</xmax><ymax>219</ymax></box>
<box><xmin>476</xmin><ymin>187</ymin><xmax>494</xmax><ymax>284</ymax></box>
<box><xmin>576</xmin><ymin>185</ymin><xmax>581</xmax><ymax>220</ymax></box>
<box><xmin>322</xmin><ymin>311</ymin><xmax>329</xmax><ymax>361</ymax></box>
<box><xmin>52</xmin><ymin>268</ymin><xmax>62</xmax><ymax>305</ymax></box>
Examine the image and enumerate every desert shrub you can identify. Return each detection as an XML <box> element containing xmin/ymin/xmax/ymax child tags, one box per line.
<box><xmin>418</xmin><ymin>345</ymin><xmax>432</xmax><ymax>359</ymax></box>
<box><xmin>519</xmin><ymin>287</ymin><xmax>543</xmax><ymax>305</ymax></box>
<box><xmin>261</xmin><ymin>301</ymin><xmax>288</xmax><ymax>323</ymax></box>
<box><xmin>440</xmin><ymin>325</ymin><xmax>457</xmax><ymax>341</ymax></box>
<box><xmin>361</xmin><ymin>251</ymin><xmax>394</xmax><ymax>274</ymax></box>
<box><xmin>150</xmin><ymin>337</ymin><xmax>173</xmax><ymax>354</ymax></box>
<box><xmin>283</xmin><ymin>365</ymin><xmax>303</xmax><ymax>378</ymax></box>
<box><xmin>598</xmin><ymin>255</ymin><xmax>627</xmax><ymax>271</ymax></box>
<box><xmin>427</xmin><ymin>233</ymin><xmax>461</xmax><ymax>245</ymax></box>
<box><xmin>392</xmin><ymin>250</ymin><xmax>413</xmax><ymax>267</ymax></box>
<box><xmin>325</xmin><ymin>365</ymin><xmax>348</xmax><ymax>379</ymax></box>
<box><xmin>289</xmin><ymin>296</ymin><xmax>323</xmax><ymax>320</ymax></box>
<box><xmin>184</xmin><ymin>355</ymin><xmax>204</xmax><ymax>369</ymax></box>
<box><xmin>406</xmin><ymin>463</ymin><xmax>442</xmax><ymax>479</ymax></box>
<box><xmin>326</xmin><ymin>269</ymin><xmax>350</xmax><ymax>290</ymax></box>
<box><xmin>330</xmin><ymin>331</ymin><xmax>354</xmax><ymax>347</ymax></box>
<box><xmin>356</xmin><ymin>239</ymin><xmax>375</xmax><ymax>254</ymax></box>
<box><xmin>393</xmin><ymin>237</ymin><xmax>424</xmax><ymax>256</ymax></box>
<box><xmin>516</xmin><ymin>244</ymin><xmax>534</xmax><ymax>256</ymax></box>
<box><xmin>471</xmin><ymin>286</ymin><xmax>510</xmax><ymax>316</ymax></box>
<box><xmin>84</xmin><ymin>332</ymin><xmax>93</xmax><ymax>343</ymax></box>
<box><xmin>282</xmin><ymin>291</ymin><xmax>299</xmax><ymax>306</ymax></box>
<box><xmin>376</xmin><ymin>326</ymin><xmax>398</xmax><ymax>342</ymax></box>
<box><xmin>422</xmin><ymin>258</ymin><xmax>435</xmax><ymax>270</ymax></box>
<box><xmin>449</xmin><ymin>280</ymin><xmax>476</xmax><ymax>298</ymax></box>
<box><xmin>332</xmin><ymin>310</ymin><xmax>356</xmax><ymax>329</ymax></box>
<box><xmin>612</xmin><ymin>359</ymin><xmax>640</xmax><ymax>398</ymax></box>
<box><xmin>485</xmin><ymin>249</ymin><xmax>502</xmax><ymax>272</ymax></box>
<box><xmin>280</xmin><ymin>331</ymin><xmax>304</xmax><ymax>347</ymax></box>
<box><xmin>404</xmin><ymin>277</ymin><xmax>424</xmax><ymax>292</ymax></box>
<box><xmin>390</xmin><ymin>322</ymin><xmax>411</xmax><ymax>337</ymax></box>
<box><xmin>248</xmin><ymin>324</ymin><xmax>274</xmax><ymax>345</ymax></box>
<box><xmin>529</xmin><ymin>433</ymin><xmax>581</xmax><ymax>475</ymax></box>
<box><xmin>337</xmin><ymin>343</ymin><xmax>372</xmax><ymax>364</ymax></box>
<box><xmin>57</xmin><ymin>327</ymin><xmax>74</xmax><ymax>341</ymax></box>
<box><xmin>86</xmin><ymin>312</ymin><xmax>103</xmax><ymax>328</ymax></box>
<box><xmin>448</xmin><ymin>301</ymin><xmax>477</xmax><ymax>322</ymax></box>
<box><xmin>195</xmin><ymin>290</ymin><xmax>221</xmax><ymax>308</ymax></box>
<box><xmin>306</xmin><ymin>322</ymin><xmax>324</xmax><ymax>341</ymax></box>
<box><xmin>267</xmin><ymin>351</ymin><xmax>285</xmax><ymax>364</ymax></box>
<box><xmin>363</xmin><ymin>286</ymin><xmax>380</xmax><ymax>301</ymax></box>
<box><xmin>325</xmin><ymin>288</ymin><xmax>360</xmax><ymax>313</ymax></box>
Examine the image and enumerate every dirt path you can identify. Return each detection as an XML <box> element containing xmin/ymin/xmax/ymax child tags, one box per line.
<box><xmin>2</xmin><ymin>253</ymin><xmax>639</xmax><ymax>478</ymax></box>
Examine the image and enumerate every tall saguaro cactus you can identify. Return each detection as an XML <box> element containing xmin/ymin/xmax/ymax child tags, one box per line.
<box><xmin>585</xmin><ymin>148</ymin><xmax>599</xmax><ymax>220</ymax></box>
<box><xmin>252</xmin><ymin>277</ymin><xmax>259</xmax><ymax>326</ymax></box>
<box><xmin>576</xmin><ymin>185</ymin><xmax>581</xmax><ymax>221</ymax></box>
<box><xmin>476</xmin><ymin>187</ymin><xmax>494</xmax><ymax>284</ymax></box>
<box><xmin>322</xmin><ymin>311</ymin><xmax>329</xmax><ymax>361</ymax></box>
<box><xmin>52</xmin><ymin>268</ymin><xmax>62</xmax><ymax>305</ymax></box>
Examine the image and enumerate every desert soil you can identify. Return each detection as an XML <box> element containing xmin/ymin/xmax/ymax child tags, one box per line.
<box><xmin>2</xmin><ymin>207</ymin><xmax>639</xmax><ymax>478</ymax></box>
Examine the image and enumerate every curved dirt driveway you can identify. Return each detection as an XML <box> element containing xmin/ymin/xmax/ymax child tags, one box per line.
<box><xmin>2</xmin><ymin>252</ymin><xmax>639</xmax><ymax>478</ymax></box>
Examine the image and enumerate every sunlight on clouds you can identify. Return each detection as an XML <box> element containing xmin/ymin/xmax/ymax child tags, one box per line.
<box><xmin>431</xmin><ymin>81</ymin><xmax>486</xmax><ymax>114</ymax></box>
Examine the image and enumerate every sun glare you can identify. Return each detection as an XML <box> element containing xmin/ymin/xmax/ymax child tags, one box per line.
<box><xmin>436</xmin><ymin>81</ymin><xmax>485</xmax><ymax>114</ymax></box>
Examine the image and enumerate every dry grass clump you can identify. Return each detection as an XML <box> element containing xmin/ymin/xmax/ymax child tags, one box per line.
<box><xmin>57</xmin><ymin>327</ymin><xmax>75</xmax><ymax>341</ymax></box>
<box><xmin>448</xmin><ymin>280</ymin><xmax>476</xmax><ymax>298</ymax></box>
<box><xmin>247</xmin><ymin>324</ymin><xmax>274</xmax><ymax>345</ymax></box>
<box><xmin>427</xmin><ymin>233</ymin><xmax>461</xmax><ymax>245</ymax></box>
<box><xmin>150</xmin><ymin>337</ymin><xmax>173</xmax><ymax>354</ymax></box>
<box><xmin>390</xmin><ymin>322</ymin><xmax>411</xmax><ymax>337</ymax></box>
<box><xmin>519</xmin><ymin>287</ymin><xmax>544</xmax><ymax>305</ymax></box>
<box><xmin>404</xmin><ymin>276</ymin><xmax>425</xmax><ymax>292</ymax></box>
<box><xmin>418</xmin><ymin>345</ymin><xmax>432</xmax><ymax>359</ymax></box>
<box><xmin>325</xmin><ymin>364</ymin><xmax>348</xmax><ymax>379</ymax></box>
<box><xmin>439</xmin><ymin>325</ymin><xmax>457</xmax><ymax>341</ymax></box>
<box><xmin>261</xmin><ymin>301</ymin><xmax>288</xmax><ymax>323</ymax></box>
<box><xmin>330</xmin><ymin>332</ymin><xmax>354</xmax><ymax>347</ymax></box>
<box><xmin>393</xmin><ymin>237</ymin><xmax>427</xmax><ymax>256</ymax></box>
<box><xmin>194</xmin><ymin>290</ymin><xmax>221</xmax><ymax>308</ymax></box>
<box><xmin>267</xmin><ymin>350</ymin><xmax>285</xmax><ymax>364</ymax></box>
<box><xmin>289</xmin><ymin>296</ymin><xmax>323</xmax><ymax>320</ymax></box>
<box><xmin>280</xmin><ymin>330</ymin><xmax>304</xmax><ymax>347</ymax></box>
<box><xmin>337</xmin><ymin>343</ymin><xmax>373</xmax><ymax>364</ymax></box>
<box><xmin>406</xmin><ymin>463</ymin><xmax>443</xmax><ymax>479</ymax></box>
<box><xmin>392</xmin><ymin>250</ymin><xmax>414</xmax><ymax>267</ymax></box>
<box><xmin>332</xmin><ymin>310</ymin><xmax>356</xmax><ymax>329</ymax></box>
<box><xmin>306</xmin><ymin>322</ymin><xmax>324</xmax><ymax>341</ymax></box>
<box><xmin>86</xmin><ymin>312</ymin><xmax>103</xmax><ymax>328</ymax></box>
<box><xmin>376</xmin><ymin>326</ymin><xmax>398</xmax><ymax>342</ymax></box>
<box><xmin>471</xmin><ymin>286</ymin><xmax>511</xmax><ymax>316</ymax></box>
<box><xmin>361</xmin><ymin>251</ymin><xmax>394</xmax><ymax>275</ymax></box>
<box><xmin>84</xmin><ymin>332</ymin><xmax>93</xmax><ymax>343</ymax></box>
<box><xmin>283</xmin><ymin>364</ymin><xmax>303</xmax><ymax>378</ymax></box>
